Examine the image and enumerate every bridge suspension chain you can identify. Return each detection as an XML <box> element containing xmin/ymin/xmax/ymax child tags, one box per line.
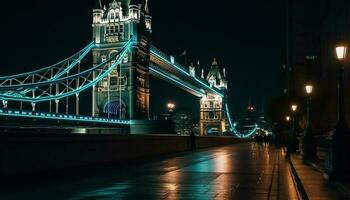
<box><xmin>0</xmin><ymin>42</ymin><xmax>94</xmax><ymax>87</ymax></box>
<box><xmin>0</xmin><ymin>40</ymin><xmax>134</xmax><ymax>103</ymax></box>
<box><xmin>225</xmin><ymin>103</ymin><xmax>259</xmax><ymax>138</ymax></box>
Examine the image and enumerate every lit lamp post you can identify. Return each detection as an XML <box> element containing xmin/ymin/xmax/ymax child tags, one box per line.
<box><xmin>286</xmin><ymin>116</ymin><xmax>291</xmax><ymax>122</ymax></box>
<box><xmin>290</xmin><ymin>104</ymin><xmax>298</xmax><ymax>153</ymax></box>
<box><xmin>167</xmin><ymin>102</ymin><xmax>175</xmax><ymax>113</ymax></box>
<box><xmin>302</xmin><ymin>84</ymin><xmax>317</xmax><ymax>161</ymax></box>
<box><xmin>325</xmin><ymin>44</ymin><xmax>350</xmax><ymax>181</ymax></box>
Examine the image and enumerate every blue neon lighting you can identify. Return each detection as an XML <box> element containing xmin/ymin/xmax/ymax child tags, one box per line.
<box><xmin>150</xmin><ymin>47</ymin><xmax>224</xmax><ymax>97</ymax></box>
<box><xmin>0</xmin><ymin>42</ymin><xmax>95</xmax><ymax>80</ymax></box>
<box><xmin>0</xmin><ymin>109</ymin><xmax>131</xmax><ymax>125</ymax></box>
<box><xmin>225</xmin><ymin>103</ymin><xmax>258</xmax><ymax>138</ymax></box>
<box><xmin>149</xmin><ymin>65</ymin><xmax>206</xmax><ymax>97</ymax></box>
<box><xmin>0</xmin><ymin>40</ymin><xmax>135</xmax><ymax>103</ymax></box>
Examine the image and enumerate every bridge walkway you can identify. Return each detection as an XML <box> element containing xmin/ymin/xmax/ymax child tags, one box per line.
<box><xmin>1</xmin><ymin>143</ymin><xmax>299</xmax><ymax>200</ymax></box>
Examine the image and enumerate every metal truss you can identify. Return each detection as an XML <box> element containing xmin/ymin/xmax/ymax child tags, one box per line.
<box><xmin>0</xmin><ymin>40</ymin><xmax>134</xmax><ymax>103</ymax></box>
<box><xmin>0</xmin><ymin>42</ymin><xmax>94</xmax><ymax>87</ymax></box>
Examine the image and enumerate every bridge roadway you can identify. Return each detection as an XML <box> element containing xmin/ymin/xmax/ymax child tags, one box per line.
<box><xmin>1</xmin><ymin>143</ymin><xmax>299</xmax><ymax>200</ymax></box>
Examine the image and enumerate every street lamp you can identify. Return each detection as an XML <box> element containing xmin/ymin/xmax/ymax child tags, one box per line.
<box><xmin>336</xmin><ymin>45</ymin><xmax>347</xmax><ymax>61</ymax></box>
<box><xmin>305</xmin><ymin>85</ymin><xmax>313</xmax><ymax>95</ymax></box>
<box><xmin>302</xmin><ymin>84</ymin><xmax>317</xmax><ymax>161</ymax></box>
<box><xmin>325</xmin><ymin>43</ymin><xmax>350</xmax><ymax>181</ymax></box>
<box><xmin>286</xmin><ymin>116</ymin><xmax>291</xmax><ymax>121</ymax></box>
<box><xmin>305</xmin><ymin>85</ymin><xmax>313</xmax><ymax>126</ymax></box>
<box><xmin>167</xmin><ymin>102</ymin><xmax>175</xmax><ymax>113</ymax></box>
<box><xmin>289</xmin><ymin>104</ymin><xmax>298</xmax><ymax>153</ymax></box>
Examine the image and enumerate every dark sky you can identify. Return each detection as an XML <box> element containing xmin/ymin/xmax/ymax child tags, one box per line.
<box><xmin>0</xmin><ymin>0</ymin><xmax>286</xmax><ymax>119</ymax></box>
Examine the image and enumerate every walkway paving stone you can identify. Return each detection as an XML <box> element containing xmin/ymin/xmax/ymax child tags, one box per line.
<box><xmin>1</xmin><ymin>143</ymin><xmax>299</xmax><ymax>200</ymax></box>
<box><xmin>290</xmin><ymin>154</ymin><xmax>349</xmax><ymax>200</ymax></box>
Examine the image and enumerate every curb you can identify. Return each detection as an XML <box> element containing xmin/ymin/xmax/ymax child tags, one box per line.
<box><xmin>287</xmin><ymin>156</ymin><xmax>309</xmax><ymax>200</ymax></box>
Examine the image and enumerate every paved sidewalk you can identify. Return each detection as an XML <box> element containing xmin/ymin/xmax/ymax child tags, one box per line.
<box><xmin>1</xmin><ymin>143</ymin><xmax>299</xmax><ymax>200</ymax></box>
<box><xmin>289</xmin><ymin>154</ymin><xmax>349</xmax><ymax>200</ymax></box>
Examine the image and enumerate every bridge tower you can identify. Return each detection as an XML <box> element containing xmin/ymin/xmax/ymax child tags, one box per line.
<box><xmin>200</xmin><ymin>59</ymin><xmax>228</xmax><ymax>135</ymax></box>
<box><xmin>92</xmin><ymin>0</ymin><xmax>151</xmax><ymax>119</ymax></box>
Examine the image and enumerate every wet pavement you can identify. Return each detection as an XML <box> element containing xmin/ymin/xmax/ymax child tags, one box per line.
<box><xmin>1</xmin><ymin>143</ymin><xmax>299</xmax><ymax>200</ymax></box>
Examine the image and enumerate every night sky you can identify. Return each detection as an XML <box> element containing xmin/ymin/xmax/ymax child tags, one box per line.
<box><xmin>0</xmin><ymin>0</ymin><xmax>286</xmax><ymax>120</ymax></box>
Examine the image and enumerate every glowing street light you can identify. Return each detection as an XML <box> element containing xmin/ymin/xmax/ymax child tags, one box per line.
<box><xmin>167</xmin><ymin>102</ymin><xmax>175</xmax><ymax>112</ymax></box>
<box><xmin>336</xmin><ymin>44</ymin><xmax>347</xmax><ymax>61</ymax></box>
<box><xmin>286</xmin><ymin>116</ymin><xmax>291</xmax><ymax>121</ymax></box>
<box><xmin>305</xmin><ymin>84</ymin><xmax>313</xmax><ymax>95</ymax></box>
<box><xmin>289</xmin><ymin>104</ymin><xmax>298</xmax><ymax>154</ymax></box>
<box><xmin>326</xmin><ymin>43</ymin><xmax>349</xmax><ymax>180</ymax></box>
<box><xmin>303</xmin><ymin>83</ymin><xmax>317</xmax><ymax>161</ymax></box>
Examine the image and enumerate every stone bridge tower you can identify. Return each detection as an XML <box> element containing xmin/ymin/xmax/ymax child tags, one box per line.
<box><xmin>200</xmin><ymin>59</ymin><xmax>228</xmax><ymax>135</ymax></box>
<box><xmin>92</xmin><ymin>0</ymin><xmax>151</xmax><ymax>120</ymax></box>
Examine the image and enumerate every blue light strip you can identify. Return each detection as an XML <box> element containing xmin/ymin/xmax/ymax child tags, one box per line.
<box><xmin>225</xmin><ymin>103</ymin><xmax>235</xmax><ymax>130</ymax></box>
<box><xmin>150</xmin><ymin>47</ymin><xmax>224</xmax><ymax>97</ymax></box>
<box><xmin>0</xmin><ymin>42</ymin><xmax>95</xmax><ymax>80</ymax></box>
<box><xmin>194</xmin><ymin>77</ymin><xmax>224</xmax><ymax>97</ymax></box>
<box><xmin>0</xmin><ymin>109</ymin><xmax>131</xmax><ymax>125</ymax></box>
<box><xmin>150</xmin><ymin>50</ymin><xmax>190</xmax><ymax>75</ymax></box>
<box><xmin>0</xmin><ymin>40</ymin><xmax>135</xmax><ymax>102</ymax></box>
<box><xmin>225</xmin><ymin>103</ymin><xmax>258</xmax><ymax>138</ymax></box>
<box><xmin>149</xmin><ymin>65</ymin><xmax>206</xmax><ymax>97</ymax></box>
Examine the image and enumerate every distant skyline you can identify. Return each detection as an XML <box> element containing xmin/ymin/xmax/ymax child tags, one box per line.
<box><xmin>0</xmin><ymin>0</ymin><xmax>286</xmax><ymax>119</ymax></box>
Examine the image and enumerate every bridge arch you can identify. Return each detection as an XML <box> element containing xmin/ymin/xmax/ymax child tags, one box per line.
<box><xmin>102</xmin><ymin>100</ymin><xmax>126</xmax><ymax>119</ymax></box>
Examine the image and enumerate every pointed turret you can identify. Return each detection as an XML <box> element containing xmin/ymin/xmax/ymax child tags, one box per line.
<box><xmin>96</xmin><ymin>0</ymin><xmax>103</xmax><ymax>9</ymax></box>
<box><xmin>144</xmin><ymin>0</ymin><xmax>150</xmax><ymax>14</ymax></box>
<box><xmin>206</xmin><ymin>58</ymin><xmax>227</xmax><ymax>90</ymax></box>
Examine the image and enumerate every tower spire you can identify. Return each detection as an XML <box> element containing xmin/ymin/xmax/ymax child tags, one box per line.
<box><xmin>96</xmin><ymin>0</ymin><xmax>103</xmax><ymax>9</ymax></box>
<box><xmin>144</xmin><ymin>0</ymin><xmax>150</xmax><ymax>14</ymax></box>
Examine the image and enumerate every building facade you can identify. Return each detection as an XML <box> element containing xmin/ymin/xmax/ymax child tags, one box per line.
<box><xmin>286</xmin><ymin>0</ymin><xmax>350</xmax><ymax>133</ymax></box>
<box><xmin>91</xmin><ymin>0</ymin><xmax>151</xmax><ymax>120</ymax></box>
<box><xmin>199</xmin><ymin>59</ymin><xmax>228</xmax><ymax>135</ymax></box>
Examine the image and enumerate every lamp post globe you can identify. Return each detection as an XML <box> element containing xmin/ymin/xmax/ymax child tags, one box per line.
<box><xmin>302</xmin><ymin>83</ymin><xmax>317</xmax><ymax>161</ymax></box>
<box><xmin>167</xmin><ymin>102</ymin><xmax>175</xmax><ymax>113</ymax></box>
<box><xmin>288</xmin><ymin>104</ymin><xmax>298</xmax><ymax>153</ymax></box>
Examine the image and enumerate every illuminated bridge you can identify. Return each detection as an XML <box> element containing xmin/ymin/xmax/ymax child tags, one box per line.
<box><xmin>0</xmin><ymin>0</ymin><xmax>258</xmax><ymax>138</ymax></box>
